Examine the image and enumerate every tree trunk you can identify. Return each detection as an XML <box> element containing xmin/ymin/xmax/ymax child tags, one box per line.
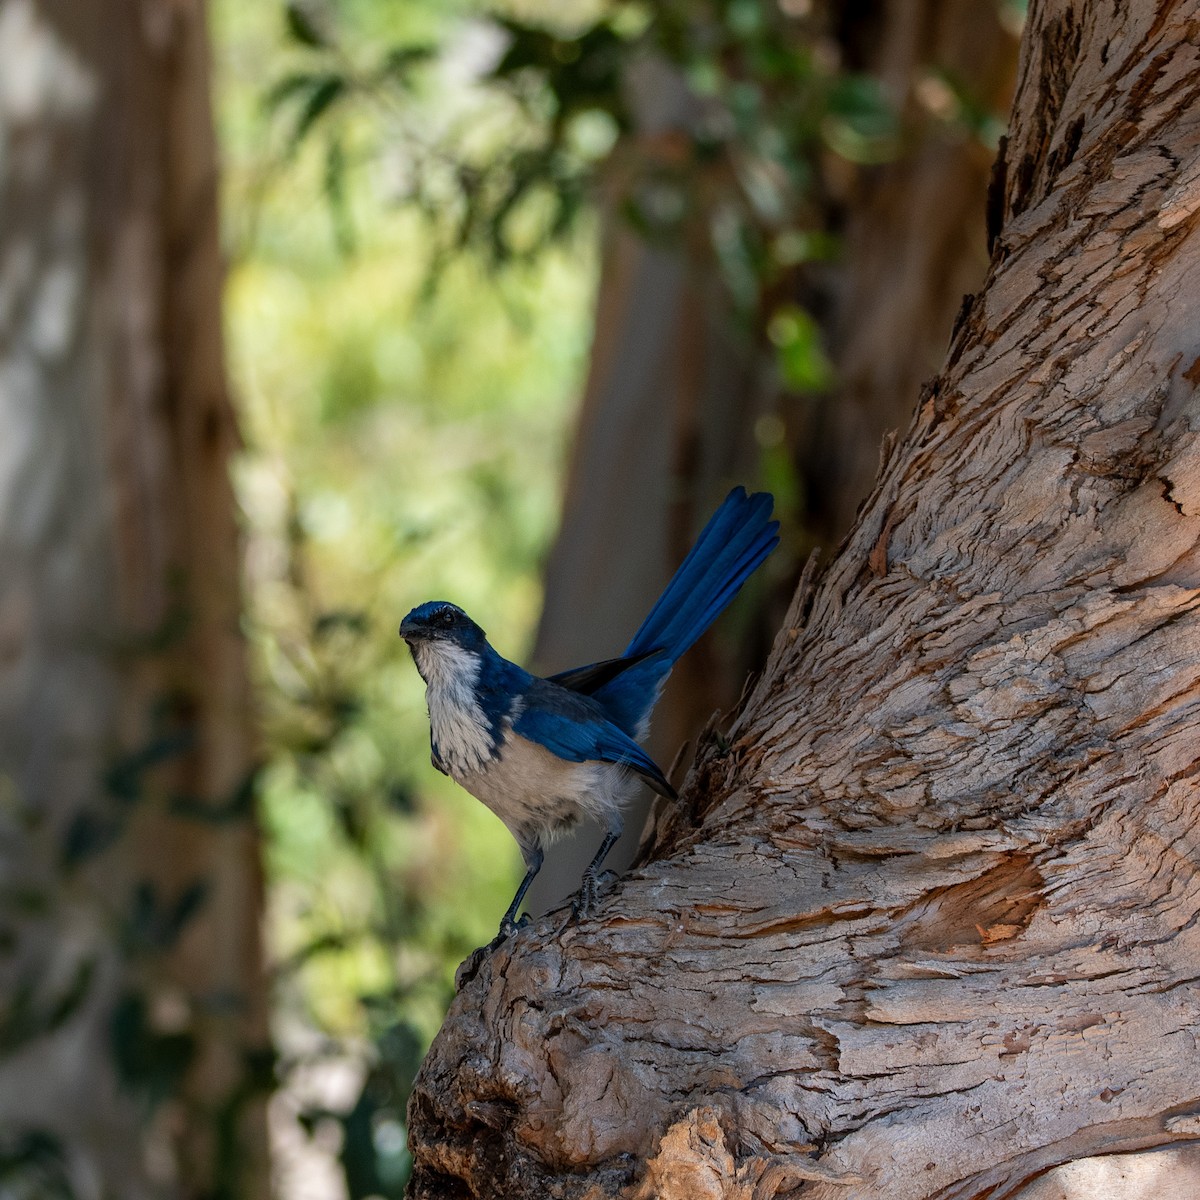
<box><xmin>529</xmin><ymin>3</ymin><xmax>1017</xmax><ymax>915</ymax></box>
<box><xmin>802</xmin><ymin>0</ymin><xmax>1017</xmax><ymax>543</ymax></box>
<box><xmin>0</xmin><ymin>2</ymin><xmax>268</xmax><ymax>1197</ymax></box>
<box><xmin>407</xmin><ymin>2</ymin><xmax>1200</xmax><ymax>1196</ymax></box>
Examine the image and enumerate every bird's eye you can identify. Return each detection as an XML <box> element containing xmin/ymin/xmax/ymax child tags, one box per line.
<box><xmin>438</xmin><ymin>609</ymin><xmax>456</xmax><ymax>626</ymax></box>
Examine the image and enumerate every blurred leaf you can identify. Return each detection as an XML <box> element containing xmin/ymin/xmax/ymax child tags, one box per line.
<box><xmin>284</xmin><ymin>1</ymin><xmax>331</xmax><ymax>49</ymax></box>
<box><xmin>124</xmin><ymin>880</ymin><xmax>210</xmax><ymax>953</ymax></box>
<box><xmin>490</xmin><ymin>18</ymin><xmax>627</xmax><ymax>109</ymax></box>
<box><xmin>0</xmin><ymin>1130</ymin><xmax>76</xmax><ymax>1200</ymax></box>
<box><xmin>111</xmin><ymin>991</ymin><xmax>196</xmax><ymax>1107</ymax></box>
<box><xmin>313</xmin><ymin>609</ymin><xmax>369</xmax><ymax>640</ymax></box>
<box><xmin>374</xmin><ymin>1020</ymin><xmax>424</xmax><ymax>1103</ymax></box>
<box><xmin>329</xmin><ymin>692</ymin><xmax>362</xmax><ymax>725</ymax></box>
<box><xmin>164</xmin><ymin>881</ymin><xmax>210</xmax><ymax>947</ymax></box>
<box><xmin>384</xmin><ymin>780</ymin><xmax>415</xmax><ymax>815</ymax></box>
<box><xmin>0</xmin><ymin>887</ymin><xmax>48</xmax><ymax>916</ymax></box>
<box><xmin>331</xmin><ymin>794</ymin><xmax>371</xmax><ymax>849</ymax></box>
<box><xmin>274</xmin><ymin>929</ymin><xmax>353</xmax><ymax>976</ymax></box>
<box><xmin>317</xmin><ymin>333</ymin><xmax>382</xmax><ymax>421</ymax></box>
<box><xmin>325</xmin><ymin>135</ymin><xmax>356</xmax><ymax>255</ymax></box>
<box><xmin>242</xmin><ymin>1043</ymin><xmax>279</xmax><ymax>1094</ymax></box>
<box><xmin>378</xmin><ymin>45</ymin><xmax>436</xmax><ymax>86</ymax></box>
<box><xmin>263</xmin><ymin>70</ymin><xmax>328</xmax><ymax>113</ymax></box>
<box><xmin>290</xmin><ymin>74</ymin><xmax>347</xmax><ymax>151</ymax></box>
<box><xmin>43</xmin><ymin>960</ymin><xmax>97</xmax><ymax>1036</ymax></box>
<box><xmin>340</xmin><ymin>1090</ymin><xmax>389</xmax><ymax>1199</ymax></box>
<box><xmin>710</xmin><ymin>206</ymin><xmax>761</xmax><ymax>312</ymax></box>
<box><xmin>60</xmin><ymin>809</ymin><xmax>123</xmax><ymax>869</ymax></box>
<box><xmin>0</xmin><ymin>958</ymin><xmax>96</xmax><ymax>1056</ymax></box>
<box><xmin>771</xmin><ymin>228</ymin><xmax>839</xmax><ymax>269</ymax></box>
<box><xmin>726</xmin><ymin>0</ymin><xmax>764</xmax><ymax>37</ymax></box>
<box><xmin>768</xmin><ymin>305</ymin><xmax>835</xmax><ymax>393</ymax></box>
<box><xmin>170</xmin><ymin>766</ymin><xmax>260</xmax><ymax>824</ymax></box>
<box><xmin>103</xmin><ymin>728</ymin><xmax>195</xmax><ymax>806</ymax></box>
<box><xmin>760</xmin><ymin>437</ymin><xmax>802</xmax><ymax>526</ymax></box>
<box><xmin>822</xmin><ymin>74</ymin><xmax>900</xmax><ymax>163</ymax></box>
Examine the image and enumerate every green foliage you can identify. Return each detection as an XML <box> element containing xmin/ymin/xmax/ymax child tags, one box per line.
<box><xmin>255</xmin><ymin>0</ymin><xmax>1012</xmax><ymax>399</ymax></box>
<box><xmin>215</xmin><ymin>1</ymin><xmax>598</xmax><ymax>1192</ymax></box>
<box><xmin>768</xmin><ymin>305</ymin><xmax>834</xmax><ymax>394</ymax></box>
<box><xmin>253</xmin><ymin>0</ymin><xmax>895</xmax><ymax>412</ymax></box>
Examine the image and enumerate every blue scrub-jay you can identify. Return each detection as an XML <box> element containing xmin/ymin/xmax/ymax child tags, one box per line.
<box><xmin>399</xmin><ymin>487</ymin><xmax>779</xmax><ymax>937</ymax></box>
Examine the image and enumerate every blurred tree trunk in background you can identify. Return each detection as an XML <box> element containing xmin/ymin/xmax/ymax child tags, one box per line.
<box><xmin>803</xmin><ymin>0</ymin><xmax>1017</xmax><ymax>541</ymax></box>
<box><xmin>409</xmin><ymin>1</ymin><xmax>1200</xmax><ymax>1195</ymax></box>
<box><xmin>0</xmin><ymin>2</ymin><xmax>268</xmax><ymax>1197</ymax></box>
<box><xmin>529</xmin><ymin>0</ymin><xmax>1017</xmax><ymax>914</ymax></box>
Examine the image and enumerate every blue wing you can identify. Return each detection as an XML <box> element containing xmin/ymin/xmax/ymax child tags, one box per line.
<box><xmin>513</xmin><ymin>701</ymin><xmax>676</xmax><ymax>799</ymax></box>
<box><xmin>547</xmin><ymin>647</ymin><xmax>663</xmax><ymax>694</ymax></box>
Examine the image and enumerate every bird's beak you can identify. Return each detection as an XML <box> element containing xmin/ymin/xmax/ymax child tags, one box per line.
<box><xmin>398</xmin><ymin>616</ymin><xmax>419</xmax><ymax>641</ymax></box>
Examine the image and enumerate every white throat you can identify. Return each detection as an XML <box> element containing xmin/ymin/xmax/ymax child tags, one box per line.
<box><xmin>411</xmin><ymin>639</ymin><xmax>494</xmax><ymax>774</ymax></box>
<box><xmin>412</xmin><ymin>638</ymin><xmax>479</xmax><ymax>690</ymax></box>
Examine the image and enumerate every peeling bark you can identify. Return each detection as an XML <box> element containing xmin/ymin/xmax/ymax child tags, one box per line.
<box><xmin>408</xmin><ymin>1</ymin><xmax>1200</xmax><ymax>1197</ymax></box>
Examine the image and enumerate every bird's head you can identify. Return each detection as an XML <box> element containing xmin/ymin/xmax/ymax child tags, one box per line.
<box><xmin>399</xmin><ymin>601</ymin><xmax>489</xmax><ymax>684</ymax></box>
<box><xmin>399</xmin><ymin>600</ymin><xmax>486</xmax><ymax>646</ymax></box>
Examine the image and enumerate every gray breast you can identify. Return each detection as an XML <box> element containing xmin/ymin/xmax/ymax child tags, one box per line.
<box><xmin>456</xmin><ymin>733</ymin><xmax>633</xmax><ymax>845</ymax></box>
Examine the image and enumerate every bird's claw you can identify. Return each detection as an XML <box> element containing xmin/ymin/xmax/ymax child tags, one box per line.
<box><xmin>498</xmin><ymin>912</ymin><xmax>532</xmax><ymax>939</ymax></box>
<box><xmin>570</xmin><ymin>869</ymin><xmax>615</xmax><ymax>922</ymax></box>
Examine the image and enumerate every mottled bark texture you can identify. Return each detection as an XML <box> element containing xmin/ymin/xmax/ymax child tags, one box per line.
<box><xmin>409</xmin><ymin>3</ymin><xmax>1200</xmax><ymax>1198</ymax></box>
<box><xmin>529</xmin><ymin>1</ymin><xmax>1017</xmax><ymax>916</ymax></box>
<box><xmin>0</xmin><ymin>1</ymin><xmax>268</xmax><ymax>1197</ymax></box>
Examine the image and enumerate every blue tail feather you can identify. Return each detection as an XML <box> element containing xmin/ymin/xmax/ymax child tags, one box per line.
<box><xmin>650</xmin><ymin>519</ymin><xmax>779</xmax><ymax>657</ymax></box>
<box><xmin>570</xmin><ymin>487</ymin><xmax>777</xmax><ymax>735</ymax></box>
<box><xmin>625</xmin><ymin>487</ymin><xmax>778</xmax><ymax>662</ymax></box>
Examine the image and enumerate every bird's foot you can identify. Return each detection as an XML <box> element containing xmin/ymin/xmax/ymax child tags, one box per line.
<box><xmin>498</xmin><ymin>912</ymin><xmax>532</xmax><ymax>939</ymax></box>
<box><xmin>570</xmin><ymin>869</ymin><xmax>617</xmax><ymax>923</ymax></box>
<box><xmin>454</xmin><ymin>915</ymin><xmax>531</xmax><ymax>991</ymax></box>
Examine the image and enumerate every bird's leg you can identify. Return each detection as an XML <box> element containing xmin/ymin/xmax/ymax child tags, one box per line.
<box><xmin>572</xmin><ymin>823</ymin><xmax>622</xmax><ymax>920</ymax></box>
<box><xmin>455</xmin><ymin>842</ymin><xmax>544</xmax><ymax>992</ymax></box>
<box><xmin>498</xmin><ymin>842</ymin><xmax>543</xmax><ymax>938</ymax></box>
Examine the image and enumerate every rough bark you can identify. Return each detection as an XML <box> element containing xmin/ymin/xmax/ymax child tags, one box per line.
<box><xmin>408</xmin><ymin>2</ymin><xmax>1200</xmax><ymax>1197</ymax></box>
<box><xmin>0</xmin><ymin>1</ymin><xmax>268</xmax><ymax>1196</ymax></box>
<box><xmin>529</xmin><ymin>2</ymin><xmax>1017</xmax><ymax>915</ymax></box>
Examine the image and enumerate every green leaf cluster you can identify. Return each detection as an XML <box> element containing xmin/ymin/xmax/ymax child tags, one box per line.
<box><xmin>215</xmin><ymin>2</ymin><xmax>599</xmax><ymax>1192</ymax></box>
